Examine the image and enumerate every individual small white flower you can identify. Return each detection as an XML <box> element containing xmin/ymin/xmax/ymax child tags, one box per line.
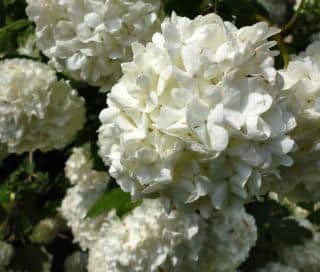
<box><xmin>29</xmin><ymin>216</ymin><xmax>65</xmax><ymax>244</ymax></box>
<box><xmin>26</xmin><ymin>0</ymin><xmax>163</xmax><ymax>87</ymax></box>
<box><xmin>0</xmin><ymin>241</ymin><xmax>13</xmax><ymax>268</ymax></box>
<box><xmin>60</xmin><ymin>145</ymin><xmax>109</xmax><ymax>250</ymax></box>
<box><xmin>64</xmin><ymin>251</ymin><xmax>87</xmax><ymax>272</ymax></box>
<box><xmin>258</xmin><ymin>263</ymin><xmax>298</xmax><ymax>272</ymax></box>
<box><xmin>98</xmin><ymin>13</ymin><xmax>296</xmax><ymax>214</ymax></box>
<box><xmin>17</xmin><ymin>34</ymin><xmax>40</xmax><ymax>58</ymax></box>
<box><xmin>0</xmin><ymin>58</ymin><xmax>85</xmax><ymax>154</ymax></box>
<box><xmin>87</xmin><ymin>198</ymin><xmax>206</xmax><ymax>272</ymax></box>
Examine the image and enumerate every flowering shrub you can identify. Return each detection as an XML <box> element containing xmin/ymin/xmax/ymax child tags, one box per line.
<box><xmin>0</xmin><ymin>0</ymin><xmax>320</xmax><ymax>272</ymax></box>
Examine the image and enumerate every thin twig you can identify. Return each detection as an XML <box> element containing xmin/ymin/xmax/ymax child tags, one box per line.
<box><xmin>215</xmin><ymin>0</ymin><xmax>218</xmax><ymax>13</ymax></box>
<box><xmin>282</xmin><ymin>0</ymin><xmax>306</xmax><ymax>32</ymax></box>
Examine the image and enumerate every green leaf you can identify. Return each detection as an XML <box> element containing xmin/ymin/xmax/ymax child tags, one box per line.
<box><xmin>87</xmin><ymin>187</ymin><xmax>140</xmax><ymax>218</ymax></box>
<box><xmin>0</xmin><ymin>19</ymin><xmax>30</xmax><ymax>54</ymax></box>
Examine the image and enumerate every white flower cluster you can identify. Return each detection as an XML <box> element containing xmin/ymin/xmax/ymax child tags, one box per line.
<box><xmin>98</xmin><ymin>13</ymin><xmax>296</xmax><ymax>214</ymax></box>
<box><xmin>258</xmin><ymin>263</ymin><xmax>298</xmax><ymax>272</ymax></box>
<box><xmin>0</xmin><ymin>59</ymin><xmax>85</xmax><ymax>154</ymax></box>
<box><xmin>26</xmin><ymin>0</ymin><xmax>163</xmax><ymax>87</ymax></box>
<box><xmin>88</xmin><ymin>199</ymin><xmax>256</xmax><ymax>272</ymax></box>
<box><xmin>61</xmin><ymin>146</ymin><xmax>257</xmax><ymax>271</ymax></box>
<box><xmin>269</xmin><ymin>41</ymin><xmax>320</xmax><ymax>202</ymax></box>
<box><xmin>0</xmin><ymin>241</ymin><xmax>13</xmax><ymax>268</ymax></box>
<box><xmin>60</xmin><ymin>145</ymin><xmax>109</xmax><ymax>250</ymax></box>
<box><xmin>279</xmin><ymin>232</ymin><xmax>320</xmax><ymax>272</ymax></box>
<box><xmin>198</xmin><ymin>208</ymin><xmax>257</xmax><ymax>272</ymax></box>
<box><xmin>88</xmin><ymin>199</ymin><xmax>205</xmax><ymax>272</ymax></box>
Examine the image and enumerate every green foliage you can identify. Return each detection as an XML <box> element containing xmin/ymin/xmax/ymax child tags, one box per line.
<box><xmin>0</xmin><ymin>157</ymin><xmax>68</xmax><ymax>242</ymax></box>
<box><xmin>0</xmin><ymin>18</ymin><xmax>31</xmax><ymax>54</ymax></box>
<box><xmin>87</xmin><ymin>187</ymin><xmax>141</xmax><ymax>218</ymax></box>
<box><xmin>10</xmin><ymin>245</ymin><xmax>52</xmax><ymax>272</ymax></box>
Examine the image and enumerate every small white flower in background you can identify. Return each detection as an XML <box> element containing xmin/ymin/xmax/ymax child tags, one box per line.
<box><xmin>60</xmin><ymin>144</ymin><xmax>109</xmax><ymax>250</ymax></box>
<box><xmin>98</xmin><ymin>13</ymin><xmax>296</xmax><ymax>215</ymax></box>
<box><xmin>258</xmin><ymin>263</ymin><xmax>298</xmax><ymax>272</ymax></box>
<box><xmin>0</xmin><ymin>58</ymin><xmax>86</xmax><ymax>154</ymax></box>
<box><xmin>88</xmin><ymin>199</ymin><xmax>256</xmax><ymax>272</ymax></box>
<box><xmin>64</xmin><ymin>251</ymin><xmax>87</xmax><ymax>272</ymax></box>
<box><xmin>29</xmin><ymin>216</ymin><xmax>65</xmax><ymax>244</ymax></box>
<box><xmin>0</xmin><ymin>241</ymin><xmax>14</xmax><ymax>268</ymax></box>
<box><xmin>17</xmin><ymin>34</ymin><xmax>40</xmax><ymax>58</ymax></box>
<box><xmin>26</xmin><ymin>0</ymin><xmax>163</xmax><ymax>88</ymax></box>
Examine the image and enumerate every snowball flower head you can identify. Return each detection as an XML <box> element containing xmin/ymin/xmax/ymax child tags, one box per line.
<box><xmin>88</xmin><ymin>200</ymin><xmax>256</xmax><ymax>272</ymax></box>
<box><xmin>26</xmin><ymin>0</ymin><xmax>163</xmax><ymax>87</ymax></box>
<box><xmin>271</xmin><ymin>41</ymin><xmax>320</xmax><ymax>202</ymax></box>
<box><xmin>258</xmin><ymin>263</ymin><xmax>298</xmax><ymax>272</ymax></box>
<box><xmin>0</xmin><ymin>241</ymin><xmax>14</xmax><ymax>268</ymax></box>
<box><xmin>60</xmin><ymin>145</ymin><xmax>109</xmax><ymax>250</ymax></box>
<box><xmin>198</xmin><ymin>208</ymin><xmax>257</xmax><ymax>272</ymax></box>
<box><xmin>0</xmin><ymin>58</ymin><xmax>85</xmax><ymax>154</ymax></box>
<box><xmin>279</xmin><ymin>235</ymin><xmax>320</xmax><ymax>272</ymax></box>
<box><xmin>88</xmin><ymin>198</ymin><xmax>206</xmax><ymax>272</ymax></box>
<box><xmin>98</xmin><ymin>13</ymin><xmax>296</xmax><ymax>214</ymax></box>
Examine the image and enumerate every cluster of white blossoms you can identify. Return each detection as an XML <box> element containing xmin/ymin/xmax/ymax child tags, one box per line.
<box><xmin>87</xmin><ymin>199</ymin><xmax>256</xmax><ymax>272</ymax></box>
<box><xmin>278</xmin><ymin>230</ymin><xmax>320</xmax><ymax>272</ymax></box>
<box><xmin>61</xmin><ymin>146</ymin><xmax>257</xmax><ymax>271</ymax></box>
<box><xmin>267</xmin><ymin>41</ymin><xmax>320</xmax><ymax>202</ymax></box>
<box><xmin>26</xmin><ymin>0</ymin><xmax>163</xmax><ymax>87</ymax></box>
<box><xmin>258</xmin><ymin>263</ymin><xmax>298</xmax><ymax>272</ymax></box>
<box><xmin>0</xmin><ymin>59</ymin><xmax>85</xmax><ymax>154</ymax></box>
<box><xmin>60</xmin><ymin>145</ymin><xmax>109</xmax><ymax>250</ymax></box>
<box><xmin>0</xmin><ymin>241</ymin><xmax>13</xmax><ymax>268</ymax></box>
<box><xmin>88</xmin><ymin>198</ymin><xmax>205</xmax><ymax>272</ymax></box>
<box><xmin>199</xmin><ymin>208</ymin><xmax>257</xmax><ymax>272</ymax></box>
<box><xmin>98</xmin><ymin>13</ymin><xmax>296</xmax><ymax>214</ymax></box>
